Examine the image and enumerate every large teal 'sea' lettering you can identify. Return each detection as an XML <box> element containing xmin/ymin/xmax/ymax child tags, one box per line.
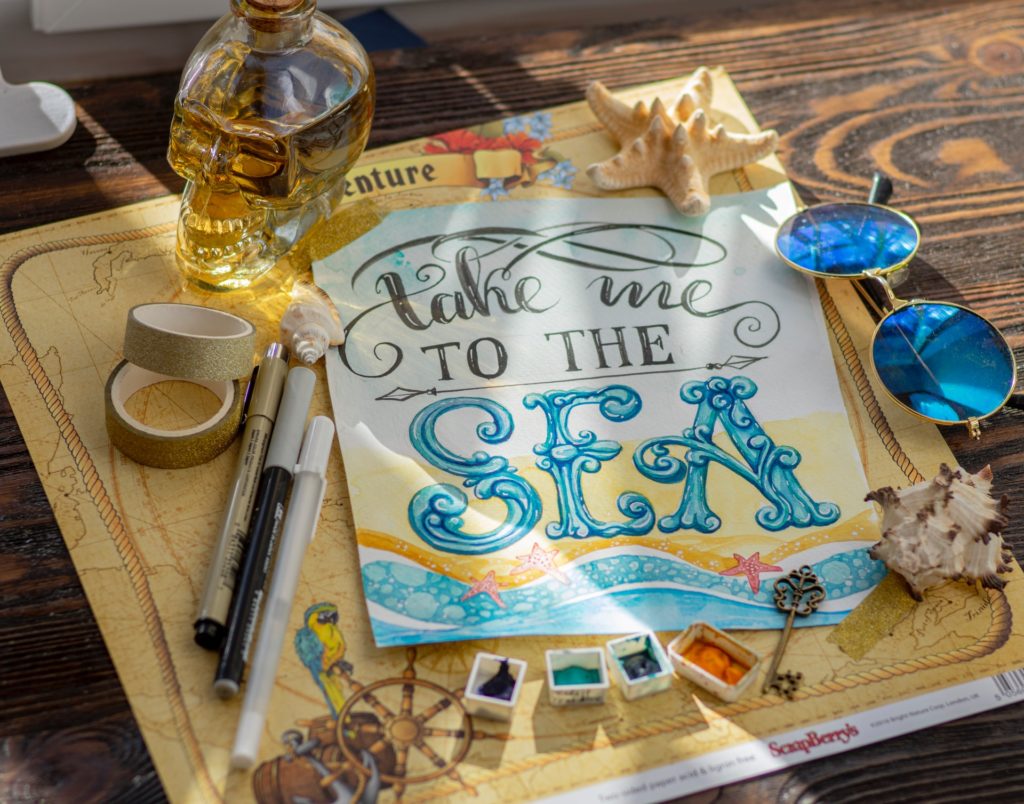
<box><xmin>634</xmin><ymin>376</ymin><xmax>840</xmax><ymax>533</ymax></box>
<box><xmin>408</xmin><ymin>397</ymin><xmax>541</xmax><ymax>554</ymax></box>
<box><xmin>524</xmin><ymin>385</ymin><xmax>654</xmax><ymax>538</ymax></box>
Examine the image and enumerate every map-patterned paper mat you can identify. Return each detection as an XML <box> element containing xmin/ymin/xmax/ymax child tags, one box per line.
<box><xmin>1</xmin><ymin>70</ymin><xmax>1023</xmax><ymax>803</ymax></box>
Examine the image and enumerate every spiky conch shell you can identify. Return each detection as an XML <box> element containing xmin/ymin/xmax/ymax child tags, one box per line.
<box><xmin>866</xmin><ymin>464</ymin><xmax>1013</xmax><ymax>601</ymax></box>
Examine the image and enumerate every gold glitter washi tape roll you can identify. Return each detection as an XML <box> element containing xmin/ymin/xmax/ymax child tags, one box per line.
<box><xmin>105</xmin><ymin>361</ymin><xmax>245</xmax><ymax>469</ymax></box>
<box><xmin>123</xmin><ymin>303</ymin><xmax>256</xmax><ymax>381</ymax></box>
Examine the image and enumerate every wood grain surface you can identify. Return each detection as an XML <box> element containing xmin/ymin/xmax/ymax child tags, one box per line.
<box><xmin>3</xmin><ymin>0</ymin><xmax>1024</xmax><ymax>800</ymax></box>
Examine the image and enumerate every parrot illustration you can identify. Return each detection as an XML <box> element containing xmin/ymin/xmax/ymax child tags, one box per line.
<box><xmin>294</xmin><ymin>602</ymin><xmax>353</xmax><ymax>717</ymax></box>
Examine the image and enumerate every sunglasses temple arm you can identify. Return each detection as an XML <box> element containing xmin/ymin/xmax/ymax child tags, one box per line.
<box><xmin>1003</xmin><ymin>391</ymin><xmax>1024</xmax><ymax>411</ymax></box>
<box><xmin>868</xmin><ymin>172</ymin><xmax>894</xmax><ymax>205</ymax></box>
<box><xmin>852</xmin><ymin>173</ymin><xmax>902</xmax><ymax>318</ymax></box>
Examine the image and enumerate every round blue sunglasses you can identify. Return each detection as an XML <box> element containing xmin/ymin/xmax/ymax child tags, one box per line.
<box><xmin>775</xmin><ymin>174</ymin><xmax>1020</xmax><ymax>438</ymax></box>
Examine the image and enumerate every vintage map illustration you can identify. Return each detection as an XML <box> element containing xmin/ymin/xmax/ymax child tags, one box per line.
<box><xmin>2</xmin><ymin>70</ymin><xmax>1024</xmax><ymax>804</ymax></box>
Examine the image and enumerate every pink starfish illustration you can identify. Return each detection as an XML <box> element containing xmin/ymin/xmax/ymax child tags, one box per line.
<box><xmin>718</xmin><ymin>552</ymin><xmax>782</xmax><ymax>594</ymax></box>
<box><xmin>510</xmin><ymin>542</ymin><xmax>570</xmax><ymax>585</ymax></box>
<box><xmin>460</xmin><ymin>570</ymin><xmax>507</xmax><ymax>608</ymax></box>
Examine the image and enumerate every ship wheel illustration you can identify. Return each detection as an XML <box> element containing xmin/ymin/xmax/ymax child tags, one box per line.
<box><xmin>321</xmin><ymin>647</ymin><xmax>501</xmax><ymax>798</ymax></box>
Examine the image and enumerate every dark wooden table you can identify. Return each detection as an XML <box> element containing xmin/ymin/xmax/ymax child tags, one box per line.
<box><xmin>3</xmin><ymin>0</ymin><xmax>1024</xmax><ymax>800</ymax></box>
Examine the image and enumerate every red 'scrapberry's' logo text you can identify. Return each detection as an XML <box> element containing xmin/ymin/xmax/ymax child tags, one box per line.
<box><xmin>768</xmin><ymin>723</ymin><xmax>859</xmax><ymax>756</ymax></box>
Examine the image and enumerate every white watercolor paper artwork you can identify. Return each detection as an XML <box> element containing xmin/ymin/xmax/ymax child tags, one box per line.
<box><xmin>315</xmin><ymin>187</ymin><xmax>880</xmax><ymax>647</ymax></box>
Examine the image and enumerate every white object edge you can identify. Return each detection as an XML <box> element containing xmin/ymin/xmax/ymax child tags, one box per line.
<box><xmin>0</xmin><ymin>66</ymin><xmax>76</xmax><ymax>158</ymax></box>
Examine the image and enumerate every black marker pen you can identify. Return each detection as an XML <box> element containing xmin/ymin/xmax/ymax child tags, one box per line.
<box><xmin>214</xmin><ymin>365</ymin><xmax>315</xmax><ymax>698</ymax></box>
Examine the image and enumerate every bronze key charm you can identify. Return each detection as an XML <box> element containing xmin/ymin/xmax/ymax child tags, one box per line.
<box><xmin>762</xmin><ymin>565</ymin><xmax>826</xmax><ymax>699</ymax></box>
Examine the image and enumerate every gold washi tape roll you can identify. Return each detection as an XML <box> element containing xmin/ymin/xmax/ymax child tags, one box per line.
<box><xmin>105</xmin><ymin>361</ymin><xmax>245</xmax><ymax>469</ymax></box>
<box><xmin>107</xmin><ymin>304</ymin><xmax>256</xmax><ymax>468</ymax></box>
<box><xmin>123</xmin><ymin>303</ymin><xmax>256</xmax><ymax>381</ymax></box>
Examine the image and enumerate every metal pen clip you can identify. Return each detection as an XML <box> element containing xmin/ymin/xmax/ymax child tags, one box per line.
<box><xmin>239</xmin><ymin>364</ymin><xmax>259</xmax><ymax>430</ymax></box>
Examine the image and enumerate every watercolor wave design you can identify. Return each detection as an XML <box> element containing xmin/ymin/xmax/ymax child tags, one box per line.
<box><xmin>363</xmin><ymin>546</ymin><xmax>886</xmax><ymax>646</ymax></box>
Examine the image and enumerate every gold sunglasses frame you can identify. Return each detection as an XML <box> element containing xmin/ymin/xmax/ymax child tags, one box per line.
<box><xmin>774</xmin><ymin>200</ymin><xmax>1017</xmax><ymax>439</ymax></box>
<box><xmin>773</xmin><ymin>201</ymin><xmax>922</xmax><ymax>280</ymax></box>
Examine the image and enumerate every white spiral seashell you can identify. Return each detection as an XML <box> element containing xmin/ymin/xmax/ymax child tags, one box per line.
<box><xmin>279</xmin><ymin>281</ymin><xmax>344</xmax><ymax>365</ymax></box>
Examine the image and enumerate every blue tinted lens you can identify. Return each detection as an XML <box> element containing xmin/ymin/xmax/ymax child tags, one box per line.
<box><xmin>873</xmin><ymin>303</ymin><xmax>1014</xmax><ymax>423</ymax></box>
<box><xmin>776</xmin><ymin>203</ymin><xmax>919</xmax><ymax>276</ymax></box>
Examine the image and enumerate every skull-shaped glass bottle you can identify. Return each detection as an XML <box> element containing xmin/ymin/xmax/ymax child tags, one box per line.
<box><xmin>168</xmin><ymin>0</ymin><xmax>374</xmax><ymax>291</ymax></box>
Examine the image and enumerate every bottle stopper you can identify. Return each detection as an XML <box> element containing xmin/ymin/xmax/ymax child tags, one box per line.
<box><xmin>247</xmin><ymin>0</ymin><xmax>304</xmax><ymax>11</ymax></box>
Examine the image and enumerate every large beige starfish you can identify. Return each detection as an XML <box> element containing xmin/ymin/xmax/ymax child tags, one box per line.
<box><xmin>586</xmin><ymin>67</ymin><xmax>779</xmax><ymax>216</ymax></box>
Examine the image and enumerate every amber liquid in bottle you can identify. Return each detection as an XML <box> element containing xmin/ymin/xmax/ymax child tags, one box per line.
<box><xmin>168</xmin><ymin>0</ymin><xmax>374</xmax><ymax>291</ymax></box>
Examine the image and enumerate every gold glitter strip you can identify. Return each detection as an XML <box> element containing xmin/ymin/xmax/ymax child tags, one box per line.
<box><xmin>827</xmin><ymin>572</ymin><xmax>919</xmax><ymax>659</ymax></box>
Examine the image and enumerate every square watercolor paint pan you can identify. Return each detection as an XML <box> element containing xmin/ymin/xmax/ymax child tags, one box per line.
<box><xmin>667</xmin><ymin>622</ymin><xmax>761</xmax><ymax>702</ymax></box>
<box><xmin>545</xmin><ymin>647</ymin><xmax>609</xmax><ymax>706</ymax></box>
<box><xmin>606</xmin><ymin>632</ymin><xmax>673</xmax><ymax>701</ymax></box>
<box><xmin>464</xmin><ymin>652</ymin><xmax>528</xmax><ymax>721</ymax></box>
